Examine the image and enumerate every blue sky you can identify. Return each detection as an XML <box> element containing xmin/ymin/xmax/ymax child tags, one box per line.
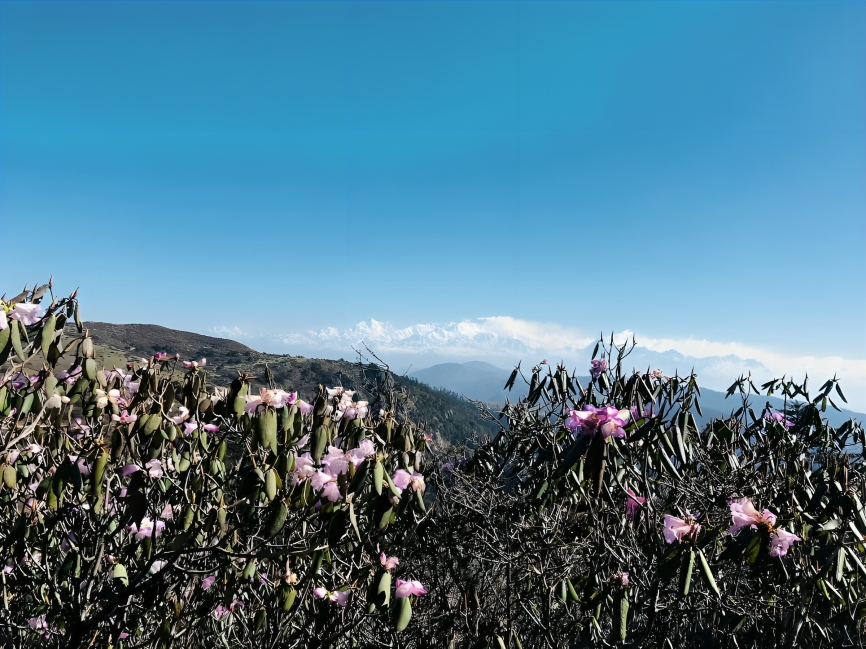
<box><xmin>2</xmin><ymin>1</ymin><xmax>864</xmax><ymax>366</ymax></box>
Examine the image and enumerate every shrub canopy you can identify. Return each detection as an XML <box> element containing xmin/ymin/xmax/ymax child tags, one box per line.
<box><xmin>1</xmin><ymin>283</ymin><xmax>865</xmax><ymax>648</ymax></box>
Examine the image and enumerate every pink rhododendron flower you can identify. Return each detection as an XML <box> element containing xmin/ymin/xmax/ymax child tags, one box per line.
<box><xmin>127</xmin><ymin>517</ymin><xmax>165</xmax><ymax>541</ymax></box>
<box><xmin>4</xmin><ymin>303</ymin><xmax>42</xmax><ymax>327</ymax></box>
<box><xmin>393</xmin><ymin>469</ymin><xmax>425</xmax><ymax>493</ymax></box>
<box><xmin>44</xmin><ymin>394</ymin><xmax>64</xmax><ymax>410</ymax></box>
<box><xmin>321</xmin><ymin>446</ymin><xmax>350</xmax><ymax>476</ymax></box>
<box><xmin>310</xmin><ymin>469</ymin><xmax>335</xmax><ymax>491</ymax></box>
<box><xmin>145</xmin><ymin>459</ymin><xmax>163</xmax><ymax>478</ymax></box>
<box><xmin>728</xmin><ymin>498</ymin><xmax>776</xmax><ymax>535</ymax></box>
<box><xmin>564</xmin><ymin>405</ymin><xmax>630</xmax><ymax>439</ymax></box>
<box><xmin>292</xmin><ymin>453</ymin><xmax>316</xmax><ymax>483</ymax></box>
<box><xmin>613</xmin><ymin>571</ymin><xmax>629</xmax><ymax>586</ymax></box>
<box><xmin>663</xmin><ymin>513</ymin><xmax>701</xmax><ymax>544</ymax></box>
<box><xmin>311</xmin><ymin>470</ymin><xmax>342</xmax><ymax>502</ymax></box>
<box><xmin>111</xmin><ymin>410</ymin><xmax>138</xmax><ymax>424</ymax></box>
<box><xmin>395</xmin><ymin>579</ymin><xmax>427</xmax><ymax>598</ymax></box>
<box><xmin>769</xmin><ymin>528</ymin><xmax>802</xmax><ymax>557</ymax></box>
<box><xmin>182</xmin><ymin>421</ymin><xmax>198</xmax><ymax>436</ymax></box>
<box><xmin>170</xmin><ymin>406</ymin><xmax>190</xmax><ymax>425</ymax></box>
<box><xmin>160</xmin><ymin>503</ymin><xmax>174</xmax><ymax>519</ymax></box>
<box><xmin>590</xmin><ymin>359</ymin><xmax>608</xmax><ymax>379</ymax></box>
<box><xmin>380</xmin><ymin>553</ymin><xmax>399</xmax><ymax>571</ymax></box>
<box><xmin>149</xmin><ymin>560</ymin><xmax>167</xmax><ymax>574</ymax></box>
<box><xmin>201</xmin><ymin>423</ymin><xmax>220</xmax><ymax>433</ymax></box>
<box><xmin>392</xmin><ymin>469</ymin><xmax>411</xmax><ymax>491</ymax></box>
<box><xmin>242</xmin><ymin>395</ymin><xmax>263</xmax><ymax>414</ymax></box>
<box><xmin>728</xmin><ymin>497</ymin><xmax>801</xmax><ymax>557</ymax></box>
<box><xmin>764</xmin><ymin>410</ymin><xmax>794</xmax><ymax>429</ymax></box>
<box><xmin>201</xmin><ymin>575</ymin><xmax>216</xmax><ymax>590</ymax></box>
<box><xmin>259</xmin><ymin>388</ymin><xmax>297</xmax><ymax>408</ymax></box>
<box><xmin>321</xmin><ymin>481</ymin><xmax>341</xmax><ymax>502</ymax></box>
<box><xmin>626</xmin><ymin>489</ymin><xmax>646</xmax><ymax>521</ymax></box>
<box><xmin>120</xmin><ymin>464</ymin><xmax>140</xmax><ymax>477</ymax></box>
<box><xmin>408</xmin><ymin>472</ymin><xmax>426</xmax><ymax>493</ymax></box>
<box><xmin>314</xmin><ymin>587</ymin><xmax>350</xmax><ymax>606</ymax></box>
<box><xmin>347</xmin><ymin>439</ymin><xmax>376</xmax><ymax>468</ymax></box>
<box><xmin>28</xmin><ymin>614</ymin><xmax>48</xmax><ymax>630</ymax></box>
<box><xmin>59</xmin><ymin>366</ymin><xmax>83</xmax><ymax>385</ymax></box>
<box><xmin>183</xmin><ymin>358</ymin><xmax>207</xmax><ymax>369</ymax></box>
<box><xmin>213</xmin><ymin>600</ymin><xmax>243</xmax><ymax>619</ymax></box>
<box><xmin>296</xmin><ymin>399</ymin><xmax>314</xmax><ymax>416</ymax></box>
<box><xmin>341</xmin><ymin>401</ymin><xmax>369</xmax><ymax>421</ymax></box>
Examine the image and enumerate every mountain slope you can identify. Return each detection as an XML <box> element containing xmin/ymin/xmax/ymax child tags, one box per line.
<box><xmin>75</xmin><ymin>322</ymin><xmax>498</xmax><ymax>445</ymax></box>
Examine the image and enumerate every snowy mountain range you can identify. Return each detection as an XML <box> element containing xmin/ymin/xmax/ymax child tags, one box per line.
<box><xmin>210</xmin><ymin>316</ymin><xmax>866</xmax><ymax>411</ymax></box>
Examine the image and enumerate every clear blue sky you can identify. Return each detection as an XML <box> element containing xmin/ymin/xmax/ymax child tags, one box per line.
<box><xmin>2</xmin><ymin>1</ymin><xmax>864</xmax><ymax>359</ymax></box>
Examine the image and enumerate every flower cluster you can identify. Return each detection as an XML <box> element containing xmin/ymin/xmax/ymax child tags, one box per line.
<box><xmin>244</xmin><ymin>387</ymin><xmax>297</xmax><ymax>413</ymax></box>
<box><xmin>589</xmin><ymin>359</ymin><xmax>608</xmax><ymax>379</ymax></box>
<box><xmin>292</xmin><ymin>439</ymin><xmax>377</xmax><ymax>503</ymax></box>
<box><xmin>0</xmin><ymin>301</ymin><xmax>41</xmax><ymax>330</ymax></box>
<box><xmin>564</xmin><ymin>405</ymin><xmax>630</xmax><ymax>439</ymax></box>
<box><xmin>326</xmin><ymin>387</ymin><xmax>369</xmax><ymax>421</ymax></box>
<box><xmin>728</xmin><ymin>498</ymin><xmax>801</xmax><ymax>557</ymax></box>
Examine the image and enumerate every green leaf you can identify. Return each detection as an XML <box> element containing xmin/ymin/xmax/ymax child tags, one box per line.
<box><xmin>836</xmin><ymin>383</ymin><xmax>848</xmax><ymax>403</ymax></box>
<box><xmin>680</xmin><ymin>550</ymin><xmax>695</xmax><ymax>596</ymax></box>
<box><xmin>376</xmin><ymin>572</ymin><xmax>392</xmax><ymax>608</ymax></box>
<box><xmin>616</xmin><ymin>593</ymin><xmax>629</xmax><ymax>641</ymax></box>
<box><xmin>697</xmin><ymin>549</ymin><xmax>720</xmax><ymax>597</ymax></box>
<box><xmin>113</xmin><ymin>564</ymin><xmax>129</xmax><ymax>586</ymax></box>
<box><xmin>265</xmin><ymin>501</ymin><xmax>288</xmax><ymax>538</ymax></box>
<box><xmin>10</xmin><ymin>320</ymin><xmax>25</xmax><ymax>361</ymax></box>
<box><xmin>744</xmin><ymin>534</ymin><xmax>762</xmax><ymax>565</ymax></box>
<box><xmin>394</xmin><ymin>596</ymin><xmax>412</xmax><ymax>632</ymax></box>
<box><xmin>39</xmin><ymin>314</ymin><xmax>56</xmax><ymax>358</ymax></box>
<box><xmin>265</xmin><ymin>469</ymin><xmax>277</xmax><ymax>501</ymax></box>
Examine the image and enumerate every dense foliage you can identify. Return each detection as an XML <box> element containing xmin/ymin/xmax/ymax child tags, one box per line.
<box><xmin>398</xmin><ymin>349</ymin><xmax>866</xmax><ymax>648</ymax></box>
<box><xmin>2</xmin><ymin>283</ymin><xmax>865</xmax><ymax>648</ymax></box>
<box><xmin>0</xmin><ymin>283</ymin><xmax>431</xmax><ymax>648</ymax></box>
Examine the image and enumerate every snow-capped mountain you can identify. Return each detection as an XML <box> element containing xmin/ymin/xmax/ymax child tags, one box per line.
<box><xmin>212</xmin><ymin>317</ymin><xmax>777</xmax><ymax>394</ymax></box>
<box><xmin>209</xmin><ymin>316</ymin><xmax>866</xmax><ymax>410</ymax></box>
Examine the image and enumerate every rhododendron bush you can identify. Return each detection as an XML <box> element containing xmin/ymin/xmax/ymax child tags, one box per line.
<box><xmin>0</xmin><ymin>284</ymin><xmax>430</xmax><ymax>648</ymax></box>
<box><xmin>395</xmin><ymin>347</ymin><xmax>866</xmax><ymax>648</ymax></box>
<box><xmin>2</xmin><ymin>284</ymin><xmax>866</xmax><ymax>649</ymax></box>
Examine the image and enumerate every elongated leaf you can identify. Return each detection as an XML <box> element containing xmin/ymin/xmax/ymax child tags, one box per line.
<box><xmin>697</xmin><ymin>549</ymin><xmax>720</xmax><ymax>597</ymax></box>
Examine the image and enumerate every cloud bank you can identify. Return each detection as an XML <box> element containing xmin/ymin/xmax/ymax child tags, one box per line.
<box><xmin>210</xmin><ymin>317</ymin><xmax>866</xmax><ymax>411</ymax></box>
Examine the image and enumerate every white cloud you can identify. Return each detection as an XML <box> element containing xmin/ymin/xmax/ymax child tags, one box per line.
<box><xmin>210</xmin><ymin>317</ymin><xmax>866</xmax><ymax>410</ymax></box>
<box><xmin>210</xmin><ymin>325</ymin><xmax>250</xmax><ymax>338</ymax></box>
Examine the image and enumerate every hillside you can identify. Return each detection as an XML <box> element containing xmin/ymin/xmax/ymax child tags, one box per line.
<box><xmin>72</xmin><ymin>322</ymin><xmax>498</xmax><ymax>445</ymax></box>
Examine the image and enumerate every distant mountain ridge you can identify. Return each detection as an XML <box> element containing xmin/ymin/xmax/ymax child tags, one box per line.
<box><xmin>215</xmin><ymin>318</ymin><xmax>781</xmax><ymax>398</ymax></box>
<box><xmin>410</xmin><ymin>361</ymin><xmax>865</xmax><ymax>429</ymax></box>
<box><xmin>73</xmin><ymin>322</ymin><xmax>498</xmax><ymax>445</ymax></box>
